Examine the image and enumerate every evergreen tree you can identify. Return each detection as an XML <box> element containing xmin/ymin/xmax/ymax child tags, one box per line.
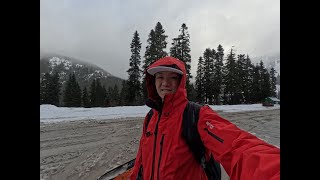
<box><xmin>202</xmin><ymin>48</ymin><xmax>214</xmax><ymax>104</ymax></box>
<box><xmin>40</xmin><ymin>80</ymin><xmax>43</xmax><ymax>105</ymax></box>
<box><xmin>63</xmin><ymin>73</ymin><xmax>82</xmax><ymax>107</ymax></box>
<box><xmin>259</xmin><ymin>61</ymin><xmax>271</xmax><ymax>100</ymax></box>
<box><xmin>40</xmin><ymin>72</ymin><xmax>61</xmax><ymax>106</ymax></box>
<box><xmin>212</xmin><ymin>45</ymin><xmax>224</xmax><ymax>105</ymax></box>
<box><xmin>107</xmin><ymin>86</ymin><xmax>117</xmax><ymax>106</ymax></box>
<box><xmin>154</xmin><ymin>22</ymin><xmax>168</xmax><ymax>59</ymax></box>
<box><xmin>243</xmin><ymin>54</ymin><xmax>254</xmax><ymax>103</ymax></box>
<box><xmin>276</xmin><ymin>74</ymin><xmax>280</xmax><ymax>85</ymax></box>
<box><xmin>119</xmin><ymin>80</ymin><xmax>128</xmax><ymax>106</ymax></box>
<box><xmin>104</xmin><ymin>85</ymin><xmax>111</xmax><ymax>107</ymax></box>
<box><xmin>251</xmin><ymin>64</ymin><xmax>261</xmax><ymax>102</ymax></box>
<box><xmin>50</xmin><ymin>72</ymin><xmax>61</xmax><ymax>106</ymax></box>
<box><xmin>40</xmin><ymin>73</ymin><xmax>51</xmax><ymax>104</ymax></box>
<box><xmin>269</xmin><ymin>67</ymin><xmax>277</xmax><ymax>97</ymax></box>
<box><xmin>103</xmin><ymin>85</ymin><xmax>108</xmax><ymax>106</ymax></box>
<box><xmin>142</xmin><ymin>30</ymin><xmax>156</xmax><ymax>100</ymax></box>
<box><xmin>89</xmin><ymin>80</ymin><xmax>96</xmax><ymax>107</ymax></box>
<box><xmin>82</xmin><ymin>87</ymin><xmax>90</xmax><ymax>107</ymax></box>
<box><xmin>127</xmin><ymin>30</ymin><xmax>142</xmax><ymax>105</ymax></box>
<box><xmin>170</xmin><ymin>23</ymin><xmax>192</xmax><ymax>98</ymax></box>
<box><xmin>187</xmin><ymin>83</ymin><xmax>196</xmax><ymax>101</ymax></box>
<box><xmin>235</xmin><ymin>54</ymin><xmax>246</xmax><ymax>104</ymax></box>
<box><xmin>195</xmin><ymin>56</ymin><xmax>205</xmax><ymax>103</ymax></box>
<box><xmin>143</xmin><ymin>29</ymin><xmax>157</xmax><ymax>71</ymax></box>
<box><xmin>95</xmin><ymin>79</ymin><xmax>106</xmax><ymax>107</ymax></box>
<box><xmin>142</xmin><ymin>22</ymin><xmax>168</xmax><ymax>100</ymax></box>
<box><xmin>223</xmin><ymin>48</ymin><xmax>238</xmax><ymax>104</ymax></box>
<box><xmin>112</xmin><ymin>84</ymin><xmax>120</xmax><ymax>106</ymax></box>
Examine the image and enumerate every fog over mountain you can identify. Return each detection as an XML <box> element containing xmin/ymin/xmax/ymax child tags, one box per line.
<box><xmin>41</xmin><ymin>50</ymin><xmax>280</xmax><ymax>86</ymax></box>
<box><xmin>251</xmin><ymin>52</ymin><xmax>280</xmax><ymax>76</ymax></box>
<box><xmin>40</xmin><ymin>52</ymin><xmax>124</xmax><ymax>90</ymax></box>
<box><xmin>41</xmin><ymin>0</ymin><xmax>279</xmax><ymax>79</ymax></box>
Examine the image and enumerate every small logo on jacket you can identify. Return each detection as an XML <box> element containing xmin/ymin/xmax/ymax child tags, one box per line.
<box><xmin>206</xmin><ymin>121</ymin><xmax>214</xmax><ymax>129</ymax></box>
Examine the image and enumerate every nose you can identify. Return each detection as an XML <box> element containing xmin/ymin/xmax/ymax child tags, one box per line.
<box><xmin>162</xmin><ymin>78</ymin><xmax>170</xmax><ymax>86</ymax></box>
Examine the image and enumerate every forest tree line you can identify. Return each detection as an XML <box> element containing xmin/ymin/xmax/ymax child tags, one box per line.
<box><xmin>40</xmin><ymin>22</ymin><xmax>279</xmax><ymax>107</ymax></box>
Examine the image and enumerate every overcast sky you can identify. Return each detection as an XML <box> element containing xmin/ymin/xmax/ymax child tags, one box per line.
<box><xmin>40</xmin><ymin>0</ymin><xmax>280</xmax><ymax>80</ymax></box>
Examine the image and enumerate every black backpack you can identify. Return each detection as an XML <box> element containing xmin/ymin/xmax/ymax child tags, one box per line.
<box><xmin>146</xmin><ymin>101</ymin><xmax>221</xmax><ymax>180</ymax></box>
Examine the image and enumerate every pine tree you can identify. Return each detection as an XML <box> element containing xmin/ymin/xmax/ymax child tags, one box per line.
<box><xmin>95</xmin><ymin>79</ymin><xmax>105</xmax><ymax>107</ymax></box>
<box><xmin>40</xmin><ymin>72</ymin><xmax>61</xmax><ymax>106</ymax></box>
<box><xmin>49</xmin><ymin>72</ymin><xmax>61</xmax><ymax>106</ymax></box>
<box><xmin>153</xmin><ymin>22</ymin><xmax>168</xmax><ymax>59</ymax></box>
<box><xmin>269</xmin><ymin>67</ymin><xmax>277</xmax><ymax>97</ymax></box>
<box><xmin>112</xmin><ymin>84</ymin><xmax>120</xmax><ymax>106</ymax></box>
<box><xmin>89</xmin><ymin>80</ymin><xmax>96</xmax><ymax>107</ymax></box>
<box><xmin>119</xmin><ymin>80</ymin><xmax>128</xmax><ymax>106</ymax></box>
<box><xmin>143</xmin><ymin>30</ymin><xmax>157</xmax><ymax>71</ymax></box>
<box><xmin>202</xmin><ymin>48</ymin><xmax>214</xmax><ymax>104</ymax></box>
<box><xmin>40</xmin><ymin>73</ymin><xmax>51</xmax><ymax>104</ymax></box>
<box><xmin>102</xmin><ymin>85</ymin><xmax>108</xmax><ymax>106</ymax></box>
<box><xmin>142</xmin><ymin>30</ymin><xmax>156</xmax><ymax>100</ymax></box>
<box><xmin>243</xmin><ymin>54</ymin><xmax>254</xmax><ymax>103</ymax></box>
<box><xmin>104</xmin><ymin>85</ymin><xmax>111</xmax><ymax>107</ymax></box>
<box><xmin>259</xmin><ymin>61</ymin><xmax>271</xmax><ymax>100</ymax></box>
<box><xmin>127</xmin><ymin>30</ymin><xmax>142</xmax><ymax>105</ymax></box>
<box><xmin>195</xmin><ymin>56</ymin><xmax>205</xmax><ymax>103</ymax></box>
<box><xmin>276</xmin><ymin>74</ymin><xmax>280</xmax><ymax>85</ymax></box>
<box><xmin>142</xmin><ymin>22</ymin><xmax>168</xmax><ymax>100</ymax></box>
<box><xmin>63</xmin><ymin>73</ymin><xmax>81</xmax><ymax>107</ymax></box>
<box><xmin>223</xmin><ymin>48</ymin><xmax>238</xmax><ymax>104</ymax></box>
<box><xmin>170</xmin><ymin>23</ymin><xmax>192</xmax><ymax>98</ymax></box>
<box><xmin>212</xmin><ymin>45</ymin><xmax>224</xmax><ymax>105</ymax></box>
<box><xmin>107</xmin><ymin>86</ymin><xmax>116</xmax><ymax>106</ymax></box>
<box><xmin>82</xmin><ymin>87</ymin><xmax>90</xmax><ymax>108</ymax></box>
<box><xmin>251</xmin><ymin>64</ymin><xmax>261</xmax><ymax>102</ymax></box>
<box><xmin>235</xmin><ymin>54</ymin><xmax>246</xmax><ymax>104</ymax></box>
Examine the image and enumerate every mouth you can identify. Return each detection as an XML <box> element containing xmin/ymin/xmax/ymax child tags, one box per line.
<box><xmin>161</xmin><ymin>89</ymin><xmax>172</xmax><ymax>93</ymax></box>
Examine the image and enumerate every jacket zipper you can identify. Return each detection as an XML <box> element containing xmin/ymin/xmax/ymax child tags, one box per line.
<box><xmin>157</xmin><ymin>134</ymin><xmax>165</xmax><ymax>180</ymax></box>
<box><xmin>150</xmin><ymin>112</ymin><xmax>162</xmax><ymax>180</ymax></box>
<box><xmin>137</xmin><ymin>165</ymin><xmax>143</xmax><ymax>180</ymax></box>
<box><xmin>137</xmin><ymin>143</ymin><xmax>144</xmax><ymax>180</ymax></box>
<box><xmin>204</xmin><ymin>128</ymin><xmax>224</xmax><ymax>143</ymax></box>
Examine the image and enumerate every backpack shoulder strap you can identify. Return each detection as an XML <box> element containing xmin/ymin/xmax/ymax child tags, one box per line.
<box><xmin>145</xmin><ymin>109</ymin><xmax>154</xmax><ymax>131</ymax></box>
<box><xmin>182</xmin><ymin>101</ymin><xmax>221</xmax><ymax>180</ymax></box>
<box><xmin>182</xmin><ymin>101</ymin><xmax>205</xmax><ymax>164</ymax></box>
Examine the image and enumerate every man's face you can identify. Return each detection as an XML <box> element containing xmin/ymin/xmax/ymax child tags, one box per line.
<box><xmin>155</xmin><ymin>71</ymin><xmax>181</xmax><ymax>100</ymax></box>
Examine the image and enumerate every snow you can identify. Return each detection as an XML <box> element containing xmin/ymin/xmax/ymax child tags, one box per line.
<box><xmin>40</xmin><ymin>104</ymin><xmax>280</xmax><ymax>124</ymax></box>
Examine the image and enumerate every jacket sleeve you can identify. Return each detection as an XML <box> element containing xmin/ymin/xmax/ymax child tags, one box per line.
<box><xmin>130</xmin><ymin>114</ymin><xmax>148</xmax><ymax>180</ymax></box>
<box><xmin>197</xmin><ymin>106</ymin><xmax>280</xmax><ymax>180</ymax></box>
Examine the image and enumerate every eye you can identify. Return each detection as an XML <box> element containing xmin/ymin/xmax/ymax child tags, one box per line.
<box><xmin>171</xmin><ymin>76</ymin><xmax>179</xmax><ymax>80</ymax></box>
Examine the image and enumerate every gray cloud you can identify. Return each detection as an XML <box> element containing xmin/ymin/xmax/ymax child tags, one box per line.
<box><xmin>40</xmin><ymin>0</ymin><xmax>280</xmax><ymax>79</ymax></box>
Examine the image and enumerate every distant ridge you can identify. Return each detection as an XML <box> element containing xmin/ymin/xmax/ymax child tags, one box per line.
<box><xmin>40</xmin><ymin>52</ymin><xmax>124</xmax><ymax>90</ymax></box>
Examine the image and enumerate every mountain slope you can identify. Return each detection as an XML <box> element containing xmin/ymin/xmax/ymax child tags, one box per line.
<box><xmin>251</xmin><ymin>52</ymin><xmax>280</xmax><ymax>76</ymax></box>
<box><xmin>40</xmin><ymin>53</ymin><xmax>124</xmax><ymax>90</ymax></box>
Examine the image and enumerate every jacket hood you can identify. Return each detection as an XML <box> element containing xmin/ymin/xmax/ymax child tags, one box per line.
<box><xmin>145</xmin><ymin>56</ymin><xmax>187</xmax><ymax>110</ymax></box>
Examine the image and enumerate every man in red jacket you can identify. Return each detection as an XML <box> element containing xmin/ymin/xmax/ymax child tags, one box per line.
<box><xmin>130</xmin><ymin>56</ymin><xmax>280</xmax><ymax>180</ymax></box>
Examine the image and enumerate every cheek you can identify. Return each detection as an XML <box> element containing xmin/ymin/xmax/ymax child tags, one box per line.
<box><xmin>155</xmin><ymin>81</ymin><xmax>162</xmax><ymax>92</ymax></box>
<box><xmin>172</xmin><ymin>82</ymin><xmax>179</xmax><ymax>90</ymax></box>
<box><xmin>155</xmin><ymin>81</ymin><xmax>161</xmax><ymax>88</ymax></box>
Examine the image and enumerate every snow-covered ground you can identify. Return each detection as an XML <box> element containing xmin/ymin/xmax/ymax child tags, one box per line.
<box><xmin>40</xmin><ymin>104</ymin><xmax>280</xmax><ymax>123</ymax></box>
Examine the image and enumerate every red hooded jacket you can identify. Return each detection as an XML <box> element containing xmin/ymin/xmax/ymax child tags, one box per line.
<box><xmin>130</xmin><ymin>56</ymin><xmax>280</xmax><ymax>180</ymax></box>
